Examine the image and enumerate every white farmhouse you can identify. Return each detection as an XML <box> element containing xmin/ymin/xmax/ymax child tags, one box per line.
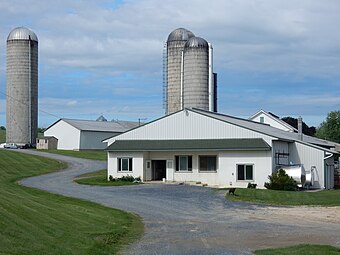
<box><xmin>44</xmin><ymin>118</ymin><xmax>141</xmax><ymax>150</ymax></box>
<box><xmin>105</xmin><ymin>108</ymin><xmax>338</xmax><ymax>189</ymax></box>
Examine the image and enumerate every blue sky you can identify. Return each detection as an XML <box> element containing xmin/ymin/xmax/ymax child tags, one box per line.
<box><xmin>0</xmin><ymin>0</ymin><xmax>339</xmax><ymax>128</ymax></box>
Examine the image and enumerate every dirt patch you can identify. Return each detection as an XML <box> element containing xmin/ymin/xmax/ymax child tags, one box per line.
<box><xmin>239</xmin><ymin>206</ymin><xmax>340</xmax><ymax>227</ymax></box>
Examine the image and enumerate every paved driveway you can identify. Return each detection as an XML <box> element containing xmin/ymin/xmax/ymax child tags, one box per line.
<box><xmin>19</xmin><ymin>150</ymin><xmax>340</xmax><ymax>255</ymax></box>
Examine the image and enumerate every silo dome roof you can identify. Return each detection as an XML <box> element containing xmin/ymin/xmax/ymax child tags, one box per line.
<box><xmin>167</xmin><ymin>28</ymin><xmax>195</xmax><ymax>42</ymax></box>
<box><xmin>7</xmin><ymin>27</ymin><xmax>38</xmax><ymax>42</ymax></box>
<box><xmin>184</xmin><ymin>37</ymin><xmax>208</xmax><ymax>48</ymax></box>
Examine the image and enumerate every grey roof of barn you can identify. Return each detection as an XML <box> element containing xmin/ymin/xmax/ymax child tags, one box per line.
<box><xmin>7</xmin><ymin>27</ymin><xmax>38</xmax><ymax>42</ymax></box>
<box><xmin>46</xmin><ymin>118</ymin><xmax>142</xmax><ymax>133</ymax></box>
<box><xmin>106</xmin><ymin>138</ymin><xmax>271</xmax><ymax>151</ymax></box>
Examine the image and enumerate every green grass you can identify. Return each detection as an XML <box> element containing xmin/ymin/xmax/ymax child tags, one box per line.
<box><xmin>225</xmin><ymin>188</ymin><xmax>340</xmax><ymax>206</ymax></box>
<box><xmin>255</xmin><ymin>244</ymin><xmax>340</xmax><ymax>255</ymax></box>
<box><xmin>0</xmin><ymin>150</ymin><xmax>143</xmax><ymax>254</ymax></box>
<box><xmin>38</xmin><ymin>149</ymin><xmax>107</xmax><ymax>161</ymax></box>
<box><xmin>75</xmin><ymin>169</ymin><xmax>141</xmax><ymax>186</ymax></box>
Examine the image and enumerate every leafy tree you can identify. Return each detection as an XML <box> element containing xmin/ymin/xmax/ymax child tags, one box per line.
<box><xmin>316</xmin><ymin>111</ymin><xmax>340</xmax><ymax>143</ymax></box>
<box><xmin>281</xmin><ymin>117</ymin><xmax>316</xmax><ymax>136</ymax></box>
<box><xmin>0</xmin><ymin>126</ymin><xmax>5</xmax><ymax>130</ymax></box>
<box><xmin>264</xmin><ymin>169</ymin><xmax>297</xmax><ymax>191</ymax></box>
<box><xmin>37</xmin><ymin>128</ymin><xmax>46</xmax><ymax>134</ymax></box>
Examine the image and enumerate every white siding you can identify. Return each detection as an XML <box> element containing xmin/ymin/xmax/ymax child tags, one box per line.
<box><xmin>289</xmin><ymin>142</ymin><xmax>324</xmax><ymax>189</ymax></box>
<box><xmin>108</xmin><ymin>110</ymin><xmax>274</xmax><ymax>146</ymax></box>
<box><xmin>251</xmin><ymin>112</ymin><xmax>293</xmax><ymax>132</ymax></box>
<box><xmin>108</xmin><ymin>150</ymin><xmax>272</xmax><ymax>188</ymax></box>
<box><xmin>44</xmin><ymin>120</ymin><xmax>80</xmax><ymax>150</ymax></box>
<box><xmin>107</xmin><ymin>152</ymin><xmax>144</xmax><ymax>180</ymax></box>
<box><xmin>272</xmin><ymin>140</ymin><xmax>290</xmax><ymax>169</ymax></box>
<box><xmin>219</xmin><ymin>151</ymin><xmax>272</xmax><ymax>188</ymax></box>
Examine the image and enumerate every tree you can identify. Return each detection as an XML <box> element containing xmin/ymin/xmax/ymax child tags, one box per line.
<box><xmin>316</xmin><ymin>111</ymin><xmax>340</xmax><ymax>143</ymax></box>
<box><xmin>281</xmin><ymin>117</ymin><xmax>316</xmax><ymax>136</ymax></box>
<box><xmin>0</xmin><ymin>126</ymin><xmax>5</xmax><ymax>130</ymax></box>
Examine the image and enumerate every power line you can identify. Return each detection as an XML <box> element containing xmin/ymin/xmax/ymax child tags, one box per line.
<box><xmin>0</xmin><ymin>90</ymin><xmax>60</xmax><ymax>119</ymax></box>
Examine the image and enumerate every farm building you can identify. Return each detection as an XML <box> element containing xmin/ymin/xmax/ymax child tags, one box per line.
<box><xmin>105</xmin><ymin>108</ymin><xmax>338</xmax><ymax>189</ymax></box>
<box><xmin>249</xmin><ymin>110</ymin><xmax>297</xmax><ymax>132</ymax></box>
<box><xmin>44</xmin><ymin>118</ymin><xmax>141</xmax><ymax>150</ymax></box>
<box><xmin>36</xmin><ymin>136</ymin><xmax>58</xmax><ymax>150</ymax></box>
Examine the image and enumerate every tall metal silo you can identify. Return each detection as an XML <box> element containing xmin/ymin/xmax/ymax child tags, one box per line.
<box><xmin>6</xmin><ymin>27</ymin><xmax>38</xmax><ymax>145</ymax></box>
<box><xmin>183</xmin><ymin>37</ymin><xmax>209</xmax><ymax>110</ymax></box>
<box><xmin>166</xmin><ymin>28</ymin><xmax>195</xmax><ymax>114</ymax></box>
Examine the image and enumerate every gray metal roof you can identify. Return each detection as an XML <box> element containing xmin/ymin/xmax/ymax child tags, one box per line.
<box><xmin>7</xmin><ymin>27</ymin><xmax>38</xmax><ymax>42</ymax></box>
<box><xmin>46</xmin><ymin>118</ymin><xmax>141</xmax><ymax>133</ymax></box>
<box><xmin>185</xmin><ymin>37</ymin><xmax>208</xmax><ymax>48</ymax></box>
<box><xmin>167</xmin><ymin>28</ymin><xmax>195</xmax><ymax>42</ymax></box>
<box><xmin>191</xmin><ymin>108</ymin><xmax>338</xmax><ymax>150</ymax></box>
<box><xmin>106</xmin><ymin>138</ymin><xmax>271</xmax><ymax>151</ymax></box>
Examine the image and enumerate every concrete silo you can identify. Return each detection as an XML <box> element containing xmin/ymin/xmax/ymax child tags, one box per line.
<box><xmin>6</xmin><ymin>27</ymin><xmax>38</xmax><ymax>145</ymax></box>
<box><xmin>166</xmin><ymin>28</ymin><xmax>195</xmax><ymax>114</ymax></box>
<box><xmin>183</xmin><ymin>37</ymin><xmax>209</xmax><ymax>110</ymax></box>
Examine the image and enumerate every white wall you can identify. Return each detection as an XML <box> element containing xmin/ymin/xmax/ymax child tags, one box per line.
<box><xmin>289</xmin><ymin>142</ymin><xmax>325</xmax><ymax>189</ymax></box>
<box><xmin>108</xmin><ymin>150</ymin><xmax>272</xmax><ymax>188</ymax></box>
<box><xmin>107</xmin><ymin>110</ymin><xmax>274</xmax><ymax>146</ymax></box>
<box><xmin>44</xmin><ymin>120</ymin><xmax>80</xmax><ymax>150</ymax></box>
<box><xmin>251</xmin><ymin>112</ymin><xmax>293</xmax><ymax>132</ymax></box>
<box><xmin>107</xmin><ymin>152</ymin><xmax>144</xmax><ymax>180</ymax></box>
<box><xmin>272</xmin><ymin>140</ymin><xmax>290</xmax><ymax>168</ymax></box>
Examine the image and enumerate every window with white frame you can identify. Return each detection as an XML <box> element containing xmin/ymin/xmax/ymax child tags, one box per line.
<box><xmin>199</xmin><ymin>156</ymin><xmax>217</xmax><ymax>171</ymax></box>
<box><xmin>260</xmin><ymin>116</ymin><xmax>264</xmax><ymax>123</ymax></box>
<box><xmin>118</xmin><ymin>158</ymin><xmax>133</xmax><ymax>172</ymax></box>
<box><xmin>237</xmin><ymin>164</ymin><xmax>253</xmax><ymax>180</ymax></box>
<box><xmin>175</xmin><ymin>156</ymin><xmax>192</xmax><ymax>171</ymax></box>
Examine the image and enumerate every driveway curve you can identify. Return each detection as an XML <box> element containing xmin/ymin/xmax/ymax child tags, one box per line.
<box><xmin>19</xmin><ymin>150</ymin><xmax>340</xmax><ymax>255</ymax></box>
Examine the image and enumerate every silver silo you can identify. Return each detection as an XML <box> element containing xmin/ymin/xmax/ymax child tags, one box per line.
<box><xmin>6</xmin><ymin>27</ymin><xmax>38</xmax><ymax>145</ymax></box>
<box><xmin>166</xmin><ymin>28</ymin><xmax>195</xmax><ymax>114</ymax></box>
<box><xmin>183</xmin><ymin>37</ymin><xmax>209</xmax><ymax>110</ymax></box>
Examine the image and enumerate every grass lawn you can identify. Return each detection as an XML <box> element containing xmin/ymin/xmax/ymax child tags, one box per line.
<box><xmin>38</xmin><ymin>149</ymin><xmax>107</xmax><ymax>161</ymax></box>
<box><xmin>0</xmin><ymin>149</ymin><xmax>143</xmax><ymax>255</ymax></box>
<box><xmin>225</xmin><ymin>188</ymin><xmax>340</xmax><ymax>206</ymax></box>
<box><xmin>75</xmin><ymin>169</ymin><xmax>141</xmax><ymax>186</ymax></box>
<box><xmin>255</xmin><ymin>244</ymin><xmax>340</xmax><ymax>255</ymax></box>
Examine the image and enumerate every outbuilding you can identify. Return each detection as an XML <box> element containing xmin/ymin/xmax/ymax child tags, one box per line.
<box><xmin>45</xmin><ymin>118</ymin><xmax>141</xmax><ymax>150</ymax></box>
<box><xmin>105</xmin><ymin>108</ymin><xmax>337</xmax><ymax>189</ymax></box>
<box><xmin>36</xmin><ymin>136</ymin><xmax>58</xmax><ymax>150</ymax></box>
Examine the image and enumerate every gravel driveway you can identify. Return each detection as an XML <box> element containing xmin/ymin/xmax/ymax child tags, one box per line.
<box><xmin>19</xmin><ymin>150</ymin><xmax>340</xmax><ymax>255</ymax></box>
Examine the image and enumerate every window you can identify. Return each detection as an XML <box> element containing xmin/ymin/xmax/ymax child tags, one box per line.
<box><xmin>237</xmin><ymin>164</ymin><xmax>253</xmax><ymax>180</ymax></box>
<box><xmin>175</xmin><ymin>156</ymin><xmax>192</xmax><ymax>171</ymax></box>
<box><xmin>260</xmin><ymin>116</ymin><xmax>264</xmax><ymax>123</ymax></box>
<box><xmin>199</xmin><ymin>156</ymin><xmax>217</xmax><ymax>171</ymax></box>
<box><xmin>118</xmin><ymin>158</ymin><xmax>133</xmax><ymax>172</ymax></box>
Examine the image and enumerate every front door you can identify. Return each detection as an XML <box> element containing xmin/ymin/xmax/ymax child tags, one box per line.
<box><xmin>152</xmin><ymin>160</ymin><xmax>166</xmax><ymax>180</ymax></box>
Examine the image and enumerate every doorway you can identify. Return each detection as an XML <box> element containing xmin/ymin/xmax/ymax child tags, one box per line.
<box><xmin>152</xmin><ymin>160</ymin><xmax>166</xmax><ymax>180</ymax></box>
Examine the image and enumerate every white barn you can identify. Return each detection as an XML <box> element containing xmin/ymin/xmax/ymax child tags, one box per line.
<box><xmin>45</xmin><ymin>118</ymin><xmax>141</xmax><ymax>150</ymax></box>
<box><xmin>105</xmin><ymin>109</ymin><xmax>338</xmax><ymax>189</ymax></box>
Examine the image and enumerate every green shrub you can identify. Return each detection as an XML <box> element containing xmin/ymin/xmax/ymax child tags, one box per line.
<box><xmin>264</xmin><ymin>169</ymin><xmax>297</xmax><ymax>191</ymax></box>
<box><xmin>119</xmin><ymin>175</ymin><xmax>135</xmax><ymax>182</ymax></box>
